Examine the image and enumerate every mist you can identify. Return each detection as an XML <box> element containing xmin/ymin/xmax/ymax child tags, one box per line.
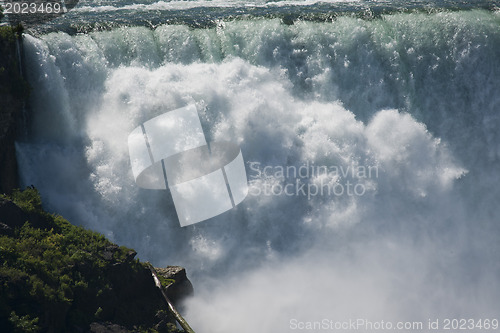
<box><xmin>18</xmin><ymin>11</ymin><xmax>500</xmax><ymax>332</ymax></box>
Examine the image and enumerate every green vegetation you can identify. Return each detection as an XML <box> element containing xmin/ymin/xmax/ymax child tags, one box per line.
<box><xmin>0</xmin><ymin>188</ymin><xmax>182</xmax><ymax>332</ymax></box>
<box><xmin>157</xmin><ymin>275</ymin><xmax>176</xmax><ymax>289</ymax></box>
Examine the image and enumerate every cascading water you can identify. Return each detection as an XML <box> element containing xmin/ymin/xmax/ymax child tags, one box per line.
<box><xmin>17</xmin><ymin>4</ymin><xmax>500</xmax><ymax>332</ymax></box>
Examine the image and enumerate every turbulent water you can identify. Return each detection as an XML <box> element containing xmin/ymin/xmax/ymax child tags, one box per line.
<box><xmin>16</xmin><ymin>1</ymin><xmax>500</xmax><ymax>332</ymax></box>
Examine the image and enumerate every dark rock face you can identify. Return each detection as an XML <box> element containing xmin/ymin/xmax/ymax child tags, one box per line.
<box><xmin>0</xmin><ymin>25</ymin><xmax>28</xmax><ymax>195</ymax></box>
<box><xmin>0</xmin><ymin>125</ymin><xmax>19</xmax><ymax>194</ymax></box>
<box><xmin>0</xmin><ymin>197</ymin><xmax>28</xmax><ymax>231</ymax></box>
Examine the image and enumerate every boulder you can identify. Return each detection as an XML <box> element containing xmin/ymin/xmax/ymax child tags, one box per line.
<box><xmin>155</xmin><ymin>266</ymin><xmax>194</xmax><ymax>307</ymax></box>
<box><xmin>0</xmin><ymin>197</ymin><xmax>29</xmax><ymax>230</ymax></box>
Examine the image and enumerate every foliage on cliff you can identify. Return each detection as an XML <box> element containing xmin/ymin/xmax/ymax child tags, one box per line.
<box><xmin>0</xmin><ymin>188</ymin><xmax>182</xmax><ymax>333</ymax></box>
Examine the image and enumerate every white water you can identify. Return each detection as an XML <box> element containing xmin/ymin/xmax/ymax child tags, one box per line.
<box><xmin>73</xmin><ymin>0</ymin><xmax>359</xmax><ymax>12</ymax></box>
<box><xmin>19</xmin><ymin>11</ymin><xmax>500</xmax><ymax>332</ymax></box>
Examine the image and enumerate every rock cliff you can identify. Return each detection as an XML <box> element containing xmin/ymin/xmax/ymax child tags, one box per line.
<box><xmin>0</xmin><ymin>188</ymin><xmax>192</xmax><ymax>333</ymax></box>
<box><xmin>0</xmin><ymin>25</ymin><xmax>29</xmax><ymax>195</ymax></box>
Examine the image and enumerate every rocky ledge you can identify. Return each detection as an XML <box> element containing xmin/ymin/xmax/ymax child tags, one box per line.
<box><xmin>0</xmin><ymin>188</ymin><xmax>193</xmax><ymax>333</ymax></box>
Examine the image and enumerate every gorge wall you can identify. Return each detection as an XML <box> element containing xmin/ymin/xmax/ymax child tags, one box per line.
<box><xmin>0</xmin><ymin>24</ymin><xmax>27</xmax><ymax>194</ymax></box>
